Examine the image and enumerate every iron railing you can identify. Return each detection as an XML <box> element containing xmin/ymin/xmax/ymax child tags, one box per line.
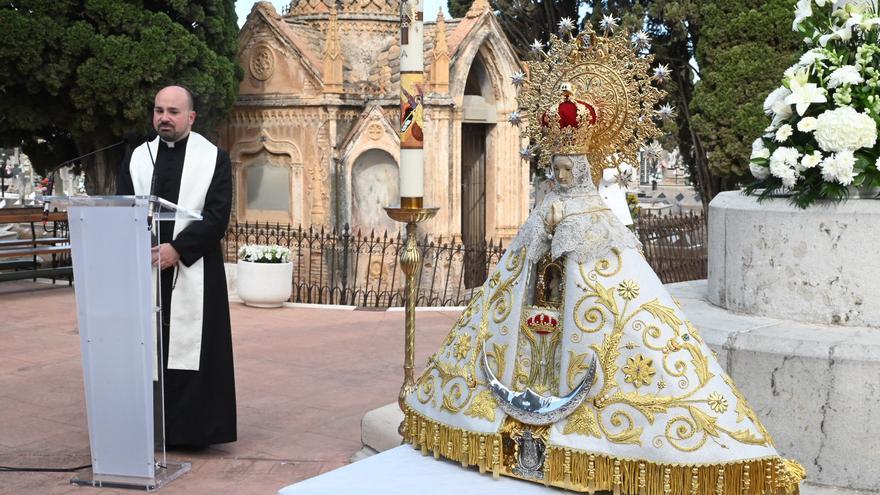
<box><xmin>224</xmin><ymin>212</ymin><xmax>707</xmax><ymax>307</ymax></box>
<box><xmin>224</xmin><ymin>222</ymin><xmax>505</xmax><ymax>307</ymax></box>
<box><xmin>635</xmin><ymin>211</ymin><xmax>708</xmax><ymax>284</ymax></box>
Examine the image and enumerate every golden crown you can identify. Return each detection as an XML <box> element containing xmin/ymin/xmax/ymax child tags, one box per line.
<box><xmin>514</xmin><ymin>25</ymin><xmax>667</xmax><ymax>183</ymax></box>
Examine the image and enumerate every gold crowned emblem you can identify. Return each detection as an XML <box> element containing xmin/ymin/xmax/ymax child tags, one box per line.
<box><xmin>515</xmin><ymin>26</ymin><xmax>666</xmax><ymax>183</ymax></box>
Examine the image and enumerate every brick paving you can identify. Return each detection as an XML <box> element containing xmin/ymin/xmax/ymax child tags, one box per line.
<box><xmin>0</xmin><ymin>281</ymin><xmax>458</xmax><ymax>494</ymax></box>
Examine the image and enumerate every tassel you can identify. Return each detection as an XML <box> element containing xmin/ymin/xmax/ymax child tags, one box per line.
<box><xmin>401</xmin><ymin>408</ymin><xmax>806</xmax><ymax>495</ymax></box>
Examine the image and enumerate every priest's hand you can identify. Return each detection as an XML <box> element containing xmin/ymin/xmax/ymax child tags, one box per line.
<box><xmin>151</xmin><ymin>243</ymin><xmax>181</xmax><ymax>270</ymax></box>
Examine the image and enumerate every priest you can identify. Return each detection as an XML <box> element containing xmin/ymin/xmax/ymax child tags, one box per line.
<box><xmin>117</xmin><ymin>85</ymin><xmax>236</xmax><ymax>447</ymax></box>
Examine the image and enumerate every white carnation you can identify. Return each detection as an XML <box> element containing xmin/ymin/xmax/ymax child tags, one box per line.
<box><xmin>769</xmin><ymin>147</ymin><xmax>802</xmax><ymax>187</ymax></box>
<box><xmin>801</xmin><ymin>151</ymin><xmax>824</xmax><ymax>169</ymax></box>
<box><xmin>797</xmin><ymin>116</ymin><xmax>819</xmax><ymax>132</ymax></box>
<box><xmin>814</xmin><ymin>106</ymin><xmax>878</xmax><ymax>152</ymax></box>
<box><xmin>776</xmin><ymin>124</ymin><xmax>794</xmax><ymax>142</ymax></box>
<box><xmin>827</xmin><ymin>65</ymin><xmax>864</xmax><ymax>88</ymax></box>
<box><xmin>820</xmin><ymin>150</ymin><xmax>856</xmax><ymax>185</ymax></box>
<box><xmin>750</xmin><ymin>162</ymin><xmax>771</xmax><ymax>180</ymax></box>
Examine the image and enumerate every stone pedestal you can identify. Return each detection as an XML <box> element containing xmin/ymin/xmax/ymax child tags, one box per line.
<box><xmin>708</xmin><ymin>192</ymin><xmax>880</xmax><ymax>327</ymax></box>
<box><xmin>705</xmin><ymin>192</ymin><xmax>880</xmax><ymax>493</ymax></box>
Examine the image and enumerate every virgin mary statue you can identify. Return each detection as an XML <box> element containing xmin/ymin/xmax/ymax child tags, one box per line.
<box><xmin>402</xmin><ymin>28</ymin><xmax>806</xmax><ymax>495</ymax></box>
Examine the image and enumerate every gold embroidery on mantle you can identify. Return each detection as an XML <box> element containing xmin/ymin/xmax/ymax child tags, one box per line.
<box><xmin>402</xmin><ymin>407</ymin><xmax>805</xmax><ymax>495</ymax></box>
<box><xmin>563</xmin><ymin>251</ymin><xmax>774</xmax><ymax>451</ymax></box>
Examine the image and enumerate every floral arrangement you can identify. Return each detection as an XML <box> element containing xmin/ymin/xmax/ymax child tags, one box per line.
<box><xmin>238</xmin><ymin>244</ymin><xmax>291</xmax><ymax>264</ymax></box>
<box><xmin>747</xmin><ymin>0</ymin><xmax>880</xmax><ymax>207</ymax></box>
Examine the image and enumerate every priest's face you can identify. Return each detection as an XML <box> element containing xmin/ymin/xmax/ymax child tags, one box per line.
<box><xmin>153</xmin><ymin>86</ymin><xmax>196</xmax><ymax>142</ymax></box>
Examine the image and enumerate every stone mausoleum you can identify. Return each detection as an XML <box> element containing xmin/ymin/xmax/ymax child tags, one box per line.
<box><xmin>221</xmin><ymin>0</ymin><xmax>526</xmax><ymax>244</ymax></box>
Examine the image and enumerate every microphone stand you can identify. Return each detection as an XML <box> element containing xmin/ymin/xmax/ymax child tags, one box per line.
<box><xmin>41</xmin><ymin>140</ymin><xmax>127</xmax><ymax>224</ymax></box>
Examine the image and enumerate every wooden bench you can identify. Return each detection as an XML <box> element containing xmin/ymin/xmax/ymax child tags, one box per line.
<box><xmin>0</xmin><ymin>207</ymin><xmax>72</xmax><ymax>283</ymax></box>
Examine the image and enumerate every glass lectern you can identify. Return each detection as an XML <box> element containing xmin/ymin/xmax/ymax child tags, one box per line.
<box><xmin>45</xmin><ymin>195</ymin><xmax>200</xmax><ymax>491</ymax></box>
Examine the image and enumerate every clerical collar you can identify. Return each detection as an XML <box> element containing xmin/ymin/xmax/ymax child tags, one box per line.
<box><xmin>161</xmin><ymin>135</ymin><xmax>189</xmax><ymax>149</ymax></box>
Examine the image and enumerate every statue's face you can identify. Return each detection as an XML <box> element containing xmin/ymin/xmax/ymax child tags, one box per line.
<box><xmin>552</xmin><ymin>155</ymin><xmax>575</xmax><ymax>187</ymax></box>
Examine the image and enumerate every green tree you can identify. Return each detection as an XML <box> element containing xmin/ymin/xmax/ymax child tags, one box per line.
<box><xmin>448</xmin><ymin>0</ymin><xmax>582</xmax><ymax>58</ymax></box>
<box><xmin>448</xmin><ymin>0</ymin><xmax>474</xmax><ymax>18</ymax></box>
<box><xmin>0</xmin><ymin>0</ymin><xmax>241</xmax><ymax>193</ymax></box>
<box><xmin>689</xmin><ymin>0</ymin><xmax>800</xmax><ymax>185</ymax></box>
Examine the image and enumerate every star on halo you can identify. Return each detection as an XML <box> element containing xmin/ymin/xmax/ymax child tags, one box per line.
<box><xmin>632</xmin><ymin>30</ymin><xmax>651</xmax><ymax>50</ymax></box>
<box><xmin>511</xmin><ymin>71</ymin><xmax>526</xmax><ymax>88</ymax></box>
<box><xmin>557</xmin><ymin>17</ymin><xmax>576</xmax><ymax>35</ymax></box>
<box><xmin>520</xmin><ymin>145</ymin><xmax>537</xmax><ymax>160</ymax></box>
<box><xmin>599</xmin><ymin>14</ymin><xmax>619</xmax><ymax>35</ymax></box>
<box><xmin>530</xmin><ymin>39</ymin><xmax>544</xmax><ymax>53</ymax></box>
<box><xmin>508</xmin><ymin>111</ymin><xmax>523</xmax><ymax>126</ymax></box>
<box><xmin>653</xmin><ymin>64</ymin><xmax>671</xmax><ymax>84</ymax></box>
<box><xmin>656</xmin><ymin>103</ymin><xmax>676</xmax><ymax>120</ymax></box>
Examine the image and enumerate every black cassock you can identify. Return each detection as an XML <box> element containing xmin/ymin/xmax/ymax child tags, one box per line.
<box><xmin>117</xmin><ymin>135</ymin><xmax>237</xmax><ymax>447</ymax></box>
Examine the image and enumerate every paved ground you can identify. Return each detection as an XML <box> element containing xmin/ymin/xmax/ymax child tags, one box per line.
<box><xmin>0</xmin><ymin>281</ymin><xmax>457</xmax><ymax>494</ymax></box>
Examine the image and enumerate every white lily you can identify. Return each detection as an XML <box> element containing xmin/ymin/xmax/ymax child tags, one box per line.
<box><xmin>784</xmin><ymin>76</ymin><xmax>828</xmax><ymax>115</ymax></box>
<box><xmin>819</xmin><ymin>24</ymin><xmax>855</xmax><ymax>46</ymax></box>
<box><xmin>793</xmin><ymin>0</ymin><xmax>813</xmax><ymax>30</ymax></box>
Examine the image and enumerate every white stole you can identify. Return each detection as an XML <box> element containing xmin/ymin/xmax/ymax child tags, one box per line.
<box><xmin>130</xmin><ymin>131</ymin><xmax>217</xmax><ymax>372</ymax></box>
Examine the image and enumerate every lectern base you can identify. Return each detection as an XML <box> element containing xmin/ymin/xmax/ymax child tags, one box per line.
<box><xmin>71</xmin><ymin>461</ymin><xmax>191</xmax><ymax>491</ymax></box>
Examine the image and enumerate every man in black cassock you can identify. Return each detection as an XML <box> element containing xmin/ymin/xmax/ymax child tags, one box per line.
<box><xmin>117</xmin><ymin>85</ymin><xmax>236</xmax><ymax>447</ymax></box>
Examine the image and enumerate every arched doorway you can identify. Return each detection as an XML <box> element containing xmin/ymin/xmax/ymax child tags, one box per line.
<box><xmin>461</xmin><ymin>54</ymin><xmax>496</xmax><ymax>288</ymax></box>
<box><xmin>351</xmin><ymin>149</ymin><xmax>399</xmax><ymax>235</ymax></box>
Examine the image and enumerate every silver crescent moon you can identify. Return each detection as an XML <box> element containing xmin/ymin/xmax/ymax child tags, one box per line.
<box><xmin>482</xmin><ymin>348</ymin><xmax>596</xmax><ymax>426</ymax></box>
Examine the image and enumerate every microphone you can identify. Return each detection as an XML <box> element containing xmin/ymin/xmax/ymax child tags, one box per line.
<box><xmin>42</xmin><ymin>130</ymin><xmax>157</xmax><ymax>223</ymax></box>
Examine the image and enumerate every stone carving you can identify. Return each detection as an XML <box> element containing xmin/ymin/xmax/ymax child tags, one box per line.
<box><xmin>250</xmin><ymin>45</ymin><xmax>275</xmax><ymax>81</ymax></box>
<box><xmin>367</xmin><ymin>123</ymin><xmax>384</xmax><ymax>141</ymax></box>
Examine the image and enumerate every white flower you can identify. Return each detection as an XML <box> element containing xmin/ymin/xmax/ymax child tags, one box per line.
<box><xmin>784</xmin><ymin>76</ymin><xmax>828</xmax><ymax>116</ymax></box>
<box><xmin>557</xmin><ymin>17</ymin><xmax>576</xmax><ymax>35</ymax></box>
<box><xmin>819</xmin><ymin>24</ymin><xmax>854</xmax><ymax>46</ymax></box>
<box><xmin>801</xmin><ymin>150</ymin><xmax>824</xmax><ymax>169</ymax></box>
<box><xmin>530</xmin><ymin>39</ymin><xmax>544</xmax><ymax>53</ymax></box>
<box><xmin>793</xmin><ymin>0</ymin><xmax>813</xmax><ymax>30</ymax></box>
<box><xmin>599</xmin><ymin>14</ymin><xmax>619</xmax><ymax>34</ymax></box>
<box><xmin>750</xmin><ymin>162</ymin><xmax>771</xmax><ymax>180</ymax></box>
<box><xmin>751</xmin><ymin>138</ymin><xmax>771</xmax><ymax>160</ymax></box>
<box><xmin>764</xmin><ymin>86</ymin><xmax>793</xmax><ymax>116</ymax></box>
<box><xmin>797</xmin><ymin>116</ymin><xmax>819</xmax><ymax>132</ymax></box>
<box><xmin>821</xmin><ymin>150</ymin><xmax>856</xmax><ymax>185</ymax></box>
<box><xmin>769</xmin><ymin>147</ymin><xmax>803</xmax><ymax>187</ymax></box>
<box><xmin>815</xmin><ymin>106</ymin><xmax>878</xmax><ymax>151</ymax></box>
<box><xmin>828</xmin><ymin>65</ymin><xmax>864</xmax><ymax>88</ymax></box>
<box><xmin>798</xmin><ymin>49</ymin><xmax>829</xmax><ymax>67</ymax></box>
<box><xmin>239</xmin><ymin>244</ymin><xmax>292</xmax><ymax>263</ymax></box>
<box><xmin>776</xmin><ymin>124</ymin><xmax>794</xmax><ymax>142</ymax></box>
<box><xmin>511</xmin><ymin>71</ymin><xmax>526</xmax><ymax>87</ymax></box>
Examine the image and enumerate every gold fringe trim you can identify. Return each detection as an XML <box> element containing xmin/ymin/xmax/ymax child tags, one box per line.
<box><xmin>402</xmin><ymin>408</ymin><xmax>805</xmax><ymax>495</ymax></box>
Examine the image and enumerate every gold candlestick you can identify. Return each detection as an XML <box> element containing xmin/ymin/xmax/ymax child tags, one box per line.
<box><xmin>384</xmin><ymin>205</ymin><xmax>438</xmax><ymax>435</ymax></box>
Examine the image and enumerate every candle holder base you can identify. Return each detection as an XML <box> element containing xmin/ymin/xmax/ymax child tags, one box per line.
<box><xmin>384</xmin><ymin>205</ymin><xmax>438</xmax><ymax>436</ymax></box>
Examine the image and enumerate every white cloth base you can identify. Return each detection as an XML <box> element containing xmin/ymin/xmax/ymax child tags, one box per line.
<box><xmin>277</xmin><ymin>446</ymin><xmax>559</xmax><ymax>495</ymax></box>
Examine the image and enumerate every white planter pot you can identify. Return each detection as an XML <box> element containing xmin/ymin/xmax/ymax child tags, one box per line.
<box><xmin>236</xmin><ymin>260</ymin><xmax>293</xmax><ymax>308</ymax></box>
